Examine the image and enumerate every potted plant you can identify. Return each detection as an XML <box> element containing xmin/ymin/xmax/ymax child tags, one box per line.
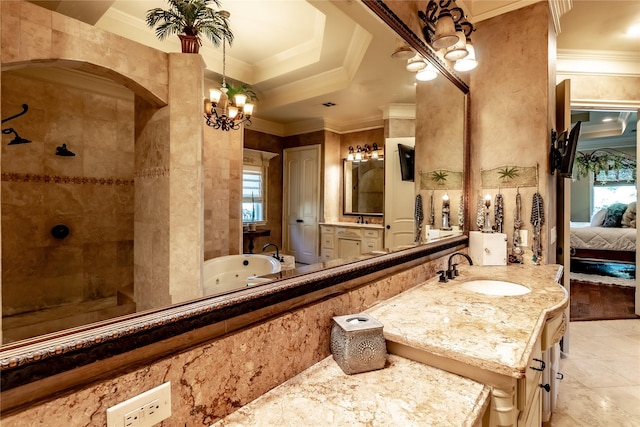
<box><xmin>145</xmin><ymin>0</ymin><xmax>233</xmax><ymax>54</ymax></box>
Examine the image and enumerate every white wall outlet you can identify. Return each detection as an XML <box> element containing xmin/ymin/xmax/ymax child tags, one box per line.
<box><xmin>551</xmin><ymin>226</ymin><xmax>557</xmax><ymax>245</ymax></box>
<box><xmin>519</xmin><ymin>230</ymin><xmax>528</xmax><ymax>247</ymax></box>
<box><xmin>106</xmin><ymin>382</ymin><xmax>171</xmax><ymax>427</ymax></box>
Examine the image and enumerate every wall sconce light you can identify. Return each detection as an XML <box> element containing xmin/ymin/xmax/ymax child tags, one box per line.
<box><xmin>406</xmin><ymin>54</ymin><xmax>428</xmax><ymax>72</ymax></box>
<box><xmin>416</xmin><ymin>63</ymin><xmax>439</xmax><ymax>81</ymax></box>
<box><xmin>418</xmin><ymin>0</ymin><xmax>478</xmax><ymax>71</ymax></box>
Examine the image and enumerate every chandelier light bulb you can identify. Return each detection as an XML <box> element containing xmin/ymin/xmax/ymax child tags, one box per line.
<box><xmin>234</xmin><ymin>94</ymin><xmax>247</xmax><ymax>107</ymax></box>
<box><xmin>209</xmin><ymin>88</ymin><xmax>222</xmax><ymax>104</ymax></box>
<box><xmin>243</xmin><ymin>103</ymin><xmax>254</xmax><ymax>116</ymax></box>
<box><xmin>228</xmin><ymin>106</ymin><xmax>238</xmax><ymax>119</ymax></box>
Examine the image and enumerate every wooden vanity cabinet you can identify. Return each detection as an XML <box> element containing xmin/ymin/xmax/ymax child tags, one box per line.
<box><xmin>319</xmin><ymin>224</ymin><xmax>383</xmax><ymax>261</ymax></box>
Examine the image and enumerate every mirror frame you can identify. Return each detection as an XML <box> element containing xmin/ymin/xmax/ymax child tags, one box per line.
<box><xmin>0</xmin><ymin>0</ymin><xmax>471</xmax><ymax>411</ymax></box>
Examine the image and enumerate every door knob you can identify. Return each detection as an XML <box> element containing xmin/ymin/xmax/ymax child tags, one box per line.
<box><xmin>386</xmin><ymin>225</ymin><xmax>391</xmax><ymax>229</ymax></box>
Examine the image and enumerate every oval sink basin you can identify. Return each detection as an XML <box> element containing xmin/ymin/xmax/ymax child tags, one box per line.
<box><xmin>460</xmin><ymin>280</ymin><xmax>531</xmax><ymax>296</ymax></box>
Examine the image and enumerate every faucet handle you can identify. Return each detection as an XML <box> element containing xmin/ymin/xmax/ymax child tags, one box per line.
<box><xmin>452</xmin><ymin>263</ymin><xmax>459</xmax><ymax>277</ymax></box>
<box><xmin>437</xmin><ymin>270</ymin><xmax>448</xmax><ymax>283</ymax></box>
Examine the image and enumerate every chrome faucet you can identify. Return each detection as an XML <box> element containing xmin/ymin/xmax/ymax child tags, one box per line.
<box><xmin>445</xmin><ymin>252</ymin><xmax>473</xmax><ymax>280</ymax></box>
<box><xmin>262</xmin><ymin>243</ymin><xmax>284</xmax><ymax>262</ymax></box>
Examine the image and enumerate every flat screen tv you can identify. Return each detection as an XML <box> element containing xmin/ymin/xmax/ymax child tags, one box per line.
<box><xmin>398</xmin><ymin>144</ymin><xmax>415</xmax><ymax>182</ymax></box>
<box><xmin>559</xmin><ymin>121</ymin><xmax>581</xmax><ymax>178</ymax></box>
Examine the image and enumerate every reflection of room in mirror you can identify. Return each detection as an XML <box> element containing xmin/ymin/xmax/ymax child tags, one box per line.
<box><xmin>344</xmin><ymin>160</ymin><xmax>384</xmax><ymax>215</ymax></box>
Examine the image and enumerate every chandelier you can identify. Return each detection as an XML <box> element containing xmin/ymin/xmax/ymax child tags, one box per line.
<box><xmin>204</xmin><ymin>37</ymin><xmax>254</xmax><ymax>131</ymax></box>
<box><xmin>417</xmin><ymin>0</ymin><xmax>478</xmax><ymax>72</ymax></box>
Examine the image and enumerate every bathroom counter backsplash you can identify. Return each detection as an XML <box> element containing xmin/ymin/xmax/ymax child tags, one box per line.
<box><xmin>367</xmin><ymin>263</ymin><xmax>568</xmax><ymax>379</ymax></box>
<box><xmin>211</xmin><ymin>354</ymin><xmax>490</xmax><ymax>427</ymax></box>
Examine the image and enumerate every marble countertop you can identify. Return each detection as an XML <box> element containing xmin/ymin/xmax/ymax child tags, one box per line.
<box><xmin>367</xmin><ymin>264</ymin><xmax>568</xmax><ymax>379</ymax></box>
<box><xmin>212</xmin><ymin>355</ymin><xmax>491</xmax><ymax>427</ymax></box>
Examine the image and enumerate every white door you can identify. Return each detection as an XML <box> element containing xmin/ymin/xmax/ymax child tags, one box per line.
<box><xmin>384</xmin><ymin>137</ymin><xmax>416</xmax><ymax>250</ymax></box>
<box><xmin>283</xmin><ymin>145</ymin><xmax>320</xmax><ymax>264</ymax></box>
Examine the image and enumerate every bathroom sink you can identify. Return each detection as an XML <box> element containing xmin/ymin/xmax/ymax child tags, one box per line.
<box><xmin>460</xmin><ymin>280</ymin><xmax>531</xmax><ymax>296</ymax></box>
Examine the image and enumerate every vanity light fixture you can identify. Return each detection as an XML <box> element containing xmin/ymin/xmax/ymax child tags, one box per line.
<box><xmin>418</xmin><ymin>0</ymin><xmax>478</xmax><ymax>71</ymax></box>
<box><xmin>453</xmin><ymin>40</ymin><xmax>478</xmax><ymax>72</ymax></box>
<box><xmin>416</xmin><ymin>63</ymin><xmax>439</xmax><ymax>81</ymax></box>
<box><xmin>346</xmin><ymin>144</ymin><xmax>383</xmax><ymax>162</ymax></box>
<box><xmin>204</xmin><ymin>33</ymin><xmax>254</xmax><ymax>131</ymax></box>
<box><xmin>406</xmin><ymin>54</ymin><xmax>428</xmax><ymax>72</ymax></box>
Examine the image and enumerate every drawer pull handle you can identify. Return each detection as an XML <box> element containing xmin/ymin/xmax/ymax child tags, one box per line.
<box><xmin>539</xmin><ymin>383</ymin><xmax>551</xmax><ymax>392</ymax></box>
<box><xmin>530</xmin><ymin>358</ymin><xmax>545</xmax><ymax>371</ymax></box>
<box><xmin>556</xmin><ymin>372</ymin><xmax>564</xmax><ymax>380</ymax></box>
<box><xmin>296</xmin><ymin>219</ymin><xmax>303</xmax><ymax>223</ymax></box>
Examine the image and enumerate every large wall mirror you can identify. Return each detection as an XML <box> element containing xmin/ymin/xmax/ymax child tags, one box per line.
<box><xmin>0</xmin><ymin>0</ymin><xmax>469</xmax><ymax>403</ymax></box>
<box><xmin>344</xmin><ymin>159</ymin><xmax>384</xmax><ymax>216</ymax></box>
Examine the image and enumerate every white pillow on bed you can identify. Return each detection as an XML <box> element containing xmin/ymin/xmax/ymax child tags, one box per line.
<box><xmin>590</xmin><ymin>209</ymin><xmax>608</xmax><ymax>226</ymax></box>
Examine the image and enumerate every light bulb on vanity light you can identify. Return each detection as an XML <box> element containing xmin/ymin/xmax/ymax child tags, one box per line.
<box><xmin>484</xmin><ymin>194</ymin><xmax>491</xmax><ymax>208</ymax></box>
<box><xmin>453</xmin><ymin>40</ymin><xmax>478</xmax><ymax>72</ymax></box>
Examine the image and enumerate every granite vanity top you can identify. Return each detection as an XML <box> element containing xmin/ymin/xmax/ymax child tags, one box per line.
<box><xmin>212</xmin><ymin>354</ymin><xmax>490</xmax><ymax>427</ymax></box>
<box><xmin>367</xmin><ymin>264</ymin><xmax>568</xmax><ymax>379</ymax></box>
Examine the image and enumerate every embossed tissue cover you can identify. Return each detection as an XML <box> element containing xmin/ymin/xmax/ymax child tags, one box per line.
<box><xmin>330</xmin><ymin>313</ymin><xmax>387</xmax><ymax>375</ymax></box>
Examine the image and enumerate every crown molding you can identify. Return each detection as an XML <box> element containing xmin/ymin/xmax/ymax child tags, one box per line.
<box><xmin>557</xmin><ymin>49</ymin><xmax>640</xmax><ymax>77</ymax></box>
<box><xmin>548</xmin><ymin>0</ymin><xmax>572</xmax><ymax>35</ymax></box>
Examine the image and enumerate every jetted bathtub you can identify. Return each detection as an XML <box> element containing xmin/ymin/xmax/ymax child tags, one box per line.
<box><xmin>203</xmin><ymin>254</ymin><xmax>282</xmax><ymax>296</ymax></box>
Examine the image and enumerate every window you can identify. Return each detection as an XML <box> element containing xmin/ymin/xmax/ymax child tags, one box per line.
<box><xmin>592</xmin><ymin>168</ymin><xmax>637</xmax><ymax>217</ymax></box>
<box><xmin>242</xmin><ymin>149</ymin><xmax>277</xmax><ymax>224</ymax></box>
<box><xmin>242</xmin><ymin>164</ymin><xmax>264</xmax><ymax>223</ymax></box>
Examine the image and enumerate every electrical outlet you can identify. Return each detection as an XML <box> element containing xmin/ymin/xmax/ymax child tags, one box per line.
<box><xmin>106</xmin><ymin>382</ymin><xmax>171</xmax><ymax>427</ymax></box>
<box><xmin>519</xmin><ymin>230</ymin><xmax>528</xmax><ymax>247</ymax></box>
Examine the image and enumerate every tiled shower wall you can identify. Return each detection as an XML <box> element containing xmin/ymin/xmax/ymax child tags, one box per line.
<box><xmin>1</xmin><ymin>73</ymin><xmax>134</xmax><ymax>322</ymax></box>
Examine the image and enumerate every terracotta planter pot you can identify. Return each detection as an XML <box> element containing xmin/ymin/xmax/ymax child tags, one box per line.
<box><xmin>178</xmin><ymin>34</ymin><xmax>200</xmax><ymax>53</ymax></box>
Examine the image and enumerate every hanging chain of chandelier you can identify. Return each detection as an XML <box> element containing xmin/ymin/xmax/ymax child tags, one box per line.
<box><xmin>417</xmin><ymin>0</ymin><xmax>478</xmax><ymax>72</ymax></box>
<box><xmin>203</xmin><ymin>38</ymin><xmax>254</xmax><ymax>131</ymax></box>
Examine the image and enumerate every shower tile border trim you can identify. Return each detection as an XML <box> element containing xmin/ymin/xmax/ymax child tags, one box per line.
<box><xmin>1</xmin><ymin>172</ymin><xmax>134</xmax><ymax>186</ymax></box>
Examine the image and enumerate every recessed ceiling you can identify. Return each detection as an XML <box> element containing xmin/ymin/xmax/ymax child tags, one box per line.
<box><xmin>22</xmin><ymin>0</ymin><xmax>640</xmax><ymax>136</ymax></box>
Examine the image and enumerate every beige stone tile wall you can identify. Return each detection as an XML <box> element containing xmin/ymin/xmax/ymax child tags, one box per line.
<box><xmin>1</xmin><ymin>252</ymin><xmax>450</xmax><ymax>427</ymax></box>
<box><xmin>1</xmin><ymin>74</ymin><xmax>134</xmax><ymax>325</ymax></box>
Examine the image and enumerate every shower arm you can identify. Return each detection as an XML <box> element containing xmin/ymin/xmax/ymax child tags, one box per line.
<box><xmin>2</xmin><ymin>104</ymin><xmax>29</xmax><ymax>124</ymax></box>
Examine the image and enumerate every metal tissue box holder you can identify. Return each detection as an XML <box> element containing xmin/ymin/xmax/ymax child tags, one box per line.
<box><xmin>330</xmin><ymin>313</ymin><xmax>387</xmax><ymax>375</ymax></box>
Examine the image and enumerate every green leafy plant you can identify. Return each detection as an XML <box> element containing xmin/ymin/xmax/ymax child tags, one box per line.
<box><xmin>146</xmin><ymin>0</ymin><xmax>233</xmax><ymax>50</ymax></box>
<box><xmin>573</xmin><ymin>150</ymin><xmax>636</xmax><ymax>181</ymax></box>
<box><xmin>431</xmin><ymin>170</ymin><xmax>449</xmax><ymax>183</ymax></box>
<box><xmin>497</xmin><ymin>166</ymin><xmax>519</xmax><ymax>181</ymax></box>
<box><xmin>224</xmin><ymin>82</ymin><xmax>258</xmax><ymax>102</ymax></box>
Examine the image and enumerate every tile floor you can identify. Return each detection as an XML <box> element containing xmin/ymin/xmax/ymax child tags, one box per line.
<box><xmin>550</xmin><ymin>319</ymin><xmax>640</xmax><ymax>426</ymax></box>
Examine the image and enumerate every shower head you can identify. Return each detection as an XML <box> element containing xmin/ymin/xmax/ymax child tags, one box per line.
<box><xmin>56</xmin><ymin>144</ymin><xmax>75</xmax><ymax>157</ymax></box>
<box><xmin>2</xmin><ymin>127</ymin><xmax>31</xmax><ymax>145</ymax></box>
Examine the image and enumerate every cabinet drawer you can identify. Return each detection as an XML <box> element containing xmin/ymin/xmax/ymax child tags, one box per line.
<box><xmin>320</xmin><ymin>225</ymin><xmax>334</xmax><ymax>235</ymax></box>
<box><xmin>336</xmin><ymin>227</ymin><xmax>362</xmax><ymax>238</ymax></box>
<box><xmin>320</xmin><ymin>248</ymin><xmax>334</xmax><ymax>261</ymax></box>
<box><xmin>363</xmin><ymin>238</ymin><xmax>381</xmax><ymax>252</ymax></box>
<box><xmin>363</xmin><ymin>229</ymin><xmax>382</xmax><ymax>238</ymax></box>
<box><xmin>542</xmin><ymin>312</ymin><xmax>566</xmax><ymax>351</ymax></box>
<box><xmin>321</xmin><ymin>234</ymin><xmax>335</xmax><ymax>249</ymax></box>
